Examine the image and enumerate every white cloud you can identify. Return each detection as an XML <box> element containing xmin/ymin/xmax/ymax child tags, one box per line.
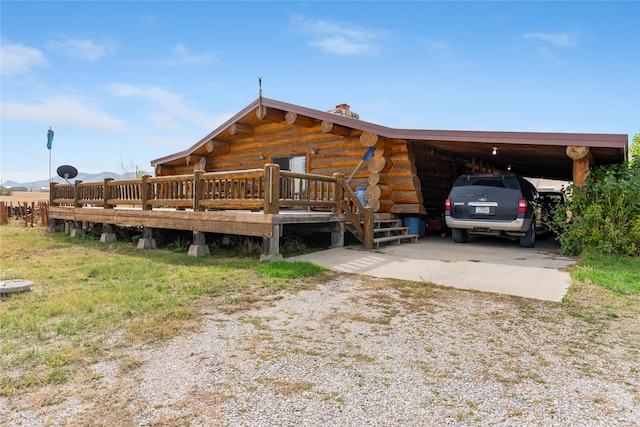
<box><xmin>0</xmin><ymin>40</ymin><xmax>47</xmax><ymax>76</ymax></box>
<box><xmin>47</xmin><ymin>36</ymin><xmax>117</xmax><ymax>61</ymax></box>
<box><xmin>291</xmin><ymin>14</ymin><xmax>387</xmax><ymax>56</ymax></box>
<box><xmin>104</xmin><ymin>83</ymin><xmax>228</xmax><ymax>130</ymax></box>
<box><xmin>1</xmin><ymin>94</ymin><xmax>125</xmax><ymax>131</ymax></box>
<box><xmin>522</xmin><ymin>32</ymin><xmax>576</xmax><ymax>47</ymax></box>
<box><xmin>157</xmin><ymin>44</ymin><xmax>216</xmax><ymax>66</ymax></box>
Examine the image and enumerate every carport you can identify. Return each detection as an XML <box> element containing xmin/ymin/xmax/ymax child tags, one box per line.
<box><xmin>399</xmin><ymin>129</ymin><xmax>628</xmax><ymax>212</ymax></box>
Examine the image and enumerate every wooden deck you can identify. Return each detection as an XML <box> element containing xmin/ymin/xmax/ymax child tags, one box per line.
<box><xmin>48</xmin><ymin>165</ymin><xmax>376</xmax><ymax>259</ymax></box>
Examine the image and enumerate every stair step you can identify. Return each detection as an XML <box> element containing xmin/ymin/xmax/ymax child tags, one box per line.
<box><xmin>373</xmin><ymin>226</ymin><xmax>409</xmax><ymax>235</ymax></box>
<box><xmin>373</xmin><ymin>234</ymin><xmax>419</xmax><ymax>248</ymax></box>
<box><xmin>374</xmin><ymin>219</ymin><xmax>402</xmax><ymax>226</ymax></box>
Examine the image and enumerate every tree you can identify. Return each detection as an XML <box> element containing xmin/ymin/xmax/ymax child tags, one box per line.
<box><xmin>118</xmin><ymin>155</ymin><xmax>149</xmax><ymax>178</ymax></box>
<box><xmin>631</xmin><ymin>132</ymin><xmax>640</xmax><ymax>165</ymax></box>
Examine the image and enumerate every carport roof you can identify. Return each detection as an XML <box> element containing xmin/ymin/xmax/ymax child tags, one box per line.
<box><xmin>151</xmin><ymin>97</ymin><xmax>628</xmax><ymax>181</ymax></box>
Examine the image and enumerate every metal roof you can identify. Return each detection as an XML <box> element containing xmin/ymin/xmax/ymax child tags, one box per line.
<box><xmin>151</xmin><ymin>97</ymin><xmax>628</xmax><ymax>180</ymax></box>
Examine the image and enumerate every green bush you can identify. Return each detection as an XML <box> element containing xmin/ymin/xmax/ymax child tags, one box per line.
<box><xmin>550</xmin><ymin>161</ymin><xmax>640</xmax><ymax>256</ymax></box>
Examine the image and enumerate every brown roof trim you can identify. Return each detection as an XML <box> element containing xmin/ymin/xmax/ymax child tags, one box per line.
<box><xmin>151</xmin><ymin>97</ymin><xmax>628</xmax><ymax>166</ymax></box>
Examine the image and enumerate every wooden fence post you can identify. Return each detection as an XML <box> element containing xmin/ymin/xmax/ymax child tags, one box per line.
<box><xmin>264</xmin><ymin>164</ymin><xmax>280</xmax><ymax>214</ymax></box>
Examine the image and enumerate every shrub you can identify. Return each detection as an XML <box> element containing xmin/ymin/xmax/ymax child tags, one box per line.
<box><xmin>549</xmin><ymin>162</ymin><xmax>640</xmax><ymax>256</ymax></box>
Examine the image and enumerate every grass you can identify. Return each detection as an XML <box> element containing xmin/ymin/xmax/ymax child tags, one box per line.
<box><xmin>0</xmin><ymin>225</ymin><xmax>326</xmax><ymax>397</ymax></box>
<box><xmin>571</xmin><ymin>251</ymin><xmax>640</xmax><ymax>295</ymax></box>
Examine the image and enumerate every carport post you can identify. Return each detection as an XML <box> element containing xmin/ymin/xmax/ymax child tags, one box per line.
<box><xmin>566</xmin><ymin>146</ymin><xmax>593</xmax><ymax>187</ymax></box>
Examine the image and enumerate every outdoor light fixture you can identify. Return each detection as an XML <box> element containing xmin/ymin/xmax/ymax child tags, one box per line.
<box><xmin>507</xmin><ymin>165</ymin><xmax>512</xmax><ymax>171</ymax></box>
<box><xmin>311</xmin><ymin>147</ymin><xmax>317</xmax><ymax>155</ymax></box>
<box><xmin>259</xmin><ymin>153</ymin><xmax>265</xmax><ymax>160</ymax></box>
<box><xmin>492</xmin><ymin>146</ymin><xmax>498</xmax><ymax>156</ymax></box>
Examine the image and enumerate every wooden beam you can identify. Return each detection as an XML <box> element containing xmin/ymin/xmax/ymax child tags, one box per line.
<box><xmin>228</xmin><ymin>123</ymin><xmax>254</xmax><ymax>136</ymax></box>
<box><xmin>185</xmin><ymin>155</ymin><xmax>201</xmax><ymax>166</ymax></box>
<box><xmin>205</xmin><ymin>139</ymin><xmax>231</xmax><ymax>153</ymax></box>
<box><xmin>285</xmin><ymin>111</ymin><xmax>316</xmax><ymax>128</ymax></box>
<box><xmin>256</xmin><ymin>106</ymin><xmax>285</xmax><ymax>122</ymax></box>
<box><xmin>321</xmin><ymin>120</ymin><xmax>352</xmax><ymax>137</ymax></box>
<box><xmin>155</xmin><ymin>165</ymin><xmax>175</xmax><ymax>176</ymax></box>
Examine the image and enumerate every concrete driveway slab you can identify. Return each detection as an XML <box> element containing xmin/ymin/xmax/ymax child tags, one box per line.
<box><xmin>289</xmin><ymin>237</ymin><xmax>576</xmax><ymax>302</ymax></box>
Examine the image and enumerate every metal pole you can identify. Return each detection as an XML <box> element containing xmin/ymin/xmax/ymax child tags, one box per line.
<box><xmin>346</xmin><ymin>159</ymin><xmax>364</xmax><ymax>184</ymax></box>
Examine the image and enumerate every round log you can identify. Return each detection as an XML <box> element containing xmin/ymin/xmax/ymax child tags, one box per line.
<box><xmin>365</xmin><ymin>184</ymin><xmax>392</xmax><ymax>201</ymax></box>
<box><xmin>205</xmin><ymin>140</ymin><xmax>214</xmax><ymax>152</ymax></box>
<box><xmin>367</xmin><ymin>199</ymin><xmax>394</xmax><ymax>213</ymax></box>
<box><xmin>566</xmin><ymin>146</ymin><xmax>590</xmax><ymax>160</ymax></box>
<box><xmin>360</xmin><ymin>131</ymin><xmax>379</xmax><ymax>147</ymax></box>
<box><xmin>367</xmin><ymin>155</ymin><xmax>387</xmax><ymax>173</ymax></box>
<box><xmin>368</xmin><ymin>172</ymin><xmax>390</xmax><ymax>185</ymax></box>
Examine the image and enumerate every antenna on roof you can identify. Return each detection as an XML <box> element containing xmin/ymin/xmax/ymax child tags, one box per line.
<box><xmin>258</xmin><ymin>76</ymin><xmax>263</xmax><ymax>104</ymax></box>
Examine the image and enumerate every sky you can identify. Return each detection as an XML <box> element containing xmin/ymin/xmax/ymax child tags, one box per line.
<box><xmin>1</xmin><ymin>1</ymin><xmax>639</xmax><ymax>184</ymax></box>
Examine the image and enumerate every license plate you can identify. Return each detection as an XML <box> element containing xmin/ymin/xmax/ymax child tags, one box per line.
<box><xmin>475</xmin><ymin>206</ymin><xmax>490</xmax><ymax>214</ymax></box>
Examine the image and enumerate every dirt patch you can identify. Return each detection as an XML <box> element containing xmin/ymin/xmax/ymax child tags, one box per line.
<box><xmin>3</xmin><ymin>276</ymin><xmax>639</xmax><ymax>426</ymax></box>
<box><xmin>0</xmin><ymin>191</ymin><xmax>50</xmax><ymax>204</ymax></box>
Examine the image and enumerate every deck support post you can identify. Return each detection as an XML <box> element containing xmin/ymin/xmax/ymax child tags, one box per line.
<box><xmin>260</xmin><ymin>224</ymin><xmax>283</xmax><ymax>261</ymax></box>
<box><xmin>70</xmin><ymin>221</ymin><xmax>85</xmax><ymax>237</ymax></box>
<box><xmin>47</xmin><ymin>218</ymin><xmax>59</xmax><ymax>233</ymax></box>
<box><xmin>137</xmin><ymin>227</ymin><xmax>157</xmax><ymax>249</ymax></box>
<box><xmin>330</xmin><ymin>222</ymin><xmax>345</xmax><ymax>247</ymax></box>
<box><xmin>100</xmin><ymin>224</ymin><xmax>117</xmax><ymax>243</ymax></box>
<box><xmin>188</xmin><ymin>231</ymin><xmax>210</xmax><ymax>257</ymax></box>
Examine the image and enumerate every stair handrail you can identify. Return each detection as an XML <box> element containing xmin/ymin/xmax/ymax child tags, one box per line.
<box><xmin>333</xmin><ymin>173</ymin><xmax>374</xmax><ymax>249</ymax></box>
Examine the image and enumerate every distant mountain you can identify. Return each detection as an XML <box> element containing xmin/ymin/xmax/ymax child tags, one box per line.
<box><xmin>2</xmin><ymin>172</ymin><xmax>135</xmax><ymax>190</ymax></box>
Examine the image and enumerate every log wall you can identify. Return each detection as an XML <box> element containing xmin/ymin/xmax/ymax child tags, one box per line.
<box><xmin>157</xmin><ymin>107</ymin><xmax>429</xmax><ymax>215</ymax></box>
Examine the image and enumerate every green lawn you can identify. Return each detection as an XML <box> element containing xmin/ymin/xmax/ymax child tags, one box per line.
<box><xmin>0</xmin><ymin>225</ymin><xmax>324</xmax><ymax>395</ymax></box>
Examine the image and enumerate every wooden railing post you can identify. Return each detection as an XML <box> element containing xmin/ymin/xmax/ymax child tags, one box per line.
<box><xmin>193</xmin><ymin>170</ymin><xmax>204</xmax><ymax>211</ymax></box>
<box><xmin>363</xmin><ymin>206</ymin><xmax>375</xmax><ymax>250</ymax></box>
<box><xmin>141</xmin><ymin>175</ymin><xmax>151</xmax><ymax>210</ymax></box>
<box><xmin>333</xmin><ymin>173</ymin><xmax>344</xmax><ymax>214</ymax></box>
<box><xmin>264</xmin><ymin>164</ymin><xmax>280</xmax><ymax>214</ymax></box>
<box><xmin>104</xmin><ymin>178</ymin><xmax>114</xmax><ymax>209</ymax></box>
<box><xmin>74</xmin><ymin>180</ymin><xmax>82</xmax><ymax>208</ymax></box>
<box><xmin>49</xmin><ymin>182</ymin><xmax>56</xmax><ymax>206</ymax></box>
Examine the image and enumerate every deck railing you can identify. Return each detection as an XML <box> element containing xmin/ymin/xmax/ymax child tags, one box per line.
<box><xmin>49</xmin><ymin>164</ymin><xmax>374</xmax><ymax>247</ymax></box>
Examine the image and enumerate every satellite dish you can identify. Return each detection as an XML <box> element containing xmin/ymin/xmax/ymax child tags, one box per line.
<box><xmin>57</xmin><ymin>165</ymin><xmax>78</xmax><ymax>183</ymax></box>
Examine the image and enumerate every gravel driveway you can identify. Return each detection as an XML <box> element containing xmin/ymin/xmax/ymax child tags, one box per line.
<box><xmin>4</xmin><ymin>276</ymin><xmax>639</xmax><ymax>426</ymax></box>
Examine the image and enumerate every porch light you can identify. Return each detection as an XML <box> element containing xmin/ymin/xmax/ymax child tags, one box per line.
<box><xmin>311</xmin><ymin>147</ymin><xmax>317</xmax><ymax>155</ymax></box>
<box><xmin>259</xmin><ymin>153</ymin><xmax>265</xmax><ymax>160</ymax></box>
<box><xmin>492</xmin><ymin>146</ymin><xmax>498</xmax><ymax>156</ymax></box>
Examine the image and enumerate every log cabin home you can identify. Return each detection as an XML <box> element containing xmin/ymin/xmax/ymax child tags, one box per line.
<box><xmin>48</xmin><ymin>97</ymin><xmax>628</xmax><ymax>259</ymax></box>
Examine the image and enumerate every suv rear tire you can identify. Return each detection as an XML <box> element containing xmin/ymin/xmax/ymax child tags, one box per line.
<box><xmin>519</xmin><ymin>221</ymin><xmax>536</xmax><ymax>248</ymax></box>
<box><xmin>452</xmin><ymin>228</ymin><xmax>469</xmax><ymax>243</ymax></box>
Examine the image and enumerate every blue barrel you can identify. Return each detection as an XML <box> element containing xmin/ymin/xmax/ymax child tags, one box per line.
<box><xmin>356</xmin><ymin>186</ymin><xmax>367</xmax><ymax>206</ymax></box>
<box><xmin>403</xmin><ymin>216</ymin><xmax>422</xmax><ymax>236</ymax></box>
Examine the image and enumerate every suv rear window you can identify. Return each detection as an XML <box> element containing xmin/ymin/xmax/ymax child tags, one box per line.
<box><xmin>453</xmin><ymin>174</ymin><xmax>519</xmax><ymax>190</ymax></box>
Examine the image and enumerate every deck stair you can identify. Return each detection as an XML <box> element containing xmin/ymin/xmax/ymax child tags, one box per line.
<box><xmin>347</xmin><ymin>217</ymin><xmax>419</xmax><ymax>248</ymax></box>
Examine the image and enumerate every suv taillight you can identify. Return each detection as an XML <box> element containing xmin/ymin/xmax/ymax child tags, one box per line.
<box><xmin>518</xmin><ymin>199</ymin><xmax>527</xmax><ymax>213</ymax></box>
<box><xmin>445</xmin><ymin>199</ymin><xmax>451</xmax><ymax>212</ymax></box>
